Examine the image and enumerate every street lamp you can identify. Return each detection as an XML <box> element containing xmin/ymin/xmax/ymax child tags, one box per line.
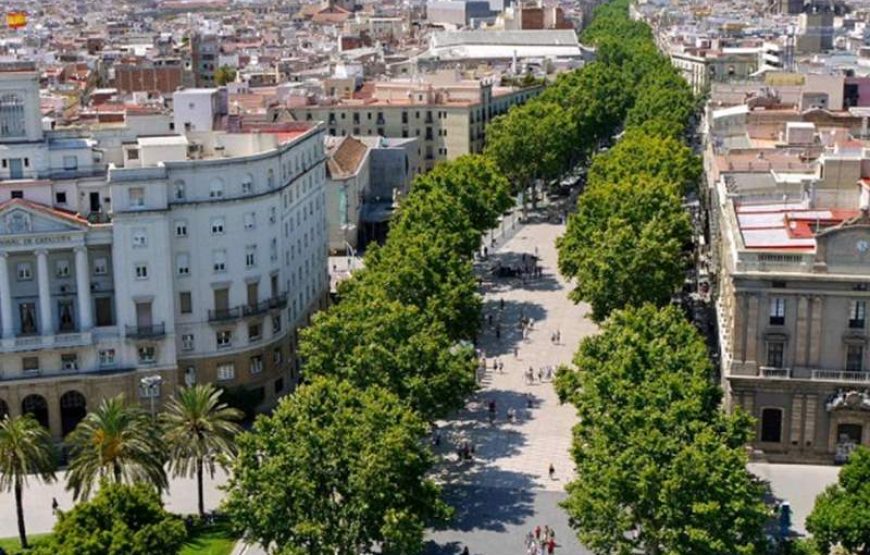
<box><xmin>140</xmin><ymin>375</ymin><xmax>163</xmax><ymax>419</ymax></box>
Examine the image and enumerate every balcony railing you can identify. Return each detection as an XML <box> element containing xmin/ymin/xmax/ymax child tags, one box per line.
<box><xmin>811</xmin><ymin>369</ymin><xmax>870</xmax><ymax>384</ymax></box>
<box><xmin>125</xmin><ymin>323</ymin><xmax>166</xmax><ymax>339</ymax></box>
<box><xmin>242</xmin><ymin>293</ymin><xmax>290</xmax><ymax>317</ymax></box>
<box><xmin>208</xmin><ymin>307</ymin><xmax>241</xmax><ymax>322</ymax></box>
<box><xmin>759</xmin><ymin>366</ymin><xmax>791</xmax><ymax>379</ymax></box>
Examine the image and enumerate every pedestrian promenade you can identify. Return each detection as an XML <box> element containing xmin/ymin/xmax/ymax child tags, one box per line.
<box><xmin>424</xmin><ymin>216</ymin><xmax>596</xmax><ymax>555</ymax></box>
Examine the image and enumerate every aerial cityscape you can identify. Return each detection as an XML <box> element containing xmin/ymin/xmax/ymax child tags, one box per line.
<box><xmin>0</xmin><ymin>0</ymin><xmax>868</xmax><ymax>553</ymax></box>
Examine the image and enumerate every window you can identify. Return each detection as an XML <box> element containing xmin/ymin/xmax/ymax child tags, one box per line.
<box><xmin>273</xmin><ymin>347</ymin><xmax>283</xmax><ymax>365</ymax></box>
<box><xmin>769</xmin><ymin>297</ymin><xmax>785</xmax><ymax>326</ymax></box>
<box><xmin>132</xmin><ymin>228</ymin><xmax>147</xmax><ymax>248</ymax></box>
<box><xmin>846</xmin><ymin>344</ymin><xmax>864</xmax><ymax>372</ymax></box>
<box><xmin>210</xmin><ymin>178</ymin><xmax>225</xmax><ymax>199</ymax></box>
<box><xmin>137</xmin><ymin>346</ymin><xmax>156</xmax><ymax>363</ymax></box>
<box><xmin>10</xmin><ymin>190</ymin><xmax>22</xmax><ymax>198</ymax></box>
<box><xmin>184</xmin><ymin>366</ymin><xmax>196</xmax><ymax>386</ymax></box>
<box><xmin>182</xmin><ymin>334</ymin><xmax>195</xmax><ymax>351</ymax></box>
<box><xmin>212</xmin><ymin>250</ymin><xmax>227</xmax><ymax>273</ymax></box>
<box><xmin>270</xmin><ymin>238</ymin><xmax>278</xmax><ymax>261</ymax></box>
<box><xmin>272</xmin><ymin>314</ymin><xmax>281</xmax><ymax>333</ymax></box>
<box><xmin>244</xmin><ymin>212</ymin><xmax>256</xmax><ymax>230</ymax></box>
<box><xmin>216</xmin><ymin>330</ymin><xmax>232</xmax><ymax>348</ymax></box>
<box><xmin>767</xmin><ymin>341</ymin><xmax>785</xmax><ymax>368</ymax></box>
<box><xmin>250</xmin><ymin>355</ymin><xmax>264</xmax><ymax>374</ymax></box>
<box><xmin>211</xmin><ymin>217</ymin><xmax>225</xmax><ymax>235</ymax></box>
<box><xmin>174</xmin><ymin>180</ymin><xmax>185</xmax><ymax>200</ymax></box>
<box><xmin>248</xmin><ymin>322</ymin><xmax>261</xmax><ymax>341</ymax></box>
<box><xmin>176</xmin><ymin>253</ymin><xmax>190</xmax><ymax>276</ymax></box>
<box><xmin>241</xmin><ymin>176</ymin><xmax>253</xmax><ymax>194</ymax></box>
<box><xmin>129</xmin><ymin>187</ymin><xmax>145</xmax><ymax>208</ymax></box>
<box><xmin>61</xmin><ymin>353</ymin><xmax>79</xmax><ymax>371</ymax></box>
<box><xmin>0</xmin><ymin>94</ymin><xmax>25</xmax><ymax>137</ymax></box>
<box><xmin>269</xmin><ymin>207</ymin><xmax>277</xmax><ymax>224</ymax></box>
<box><xmin>135</xmin><ymin>263</ymin><xmax>148</xmax><ymax>280</ymax></box>
<box><xmin>93</xmin><ymin>257</ymin><xmax>108</xmax><ymax>276</ymax></box>
<box><xmin>63</xmin><ymin>155</ymin><xmax>78</xmax><ymax>171</ymax></box>
<box><xmin>175</xmin><ymin>220</ymin><xmax>188</xmax><ymax>237</ymax></box>
<box><xmin>245</xmin><ymin>245</ymin><xmax>257</xmax><ymax>269</ymax></box>
<box><xmin>760</xmin><ymin>408</ymin><xmax>783</xmax><ymax>443</ymax></box>
<box><xmin>16</xmin><ymin>262</ymin><xmax>32</xmax><ymax>281</ymax></box>
<box><xmin>179</xmin><ymin>292</ymin><xmax>192</xmax><ymax>314</ymax></box>
<box><xmin>55</xmin><ymin>260</ymin><xmax>70</xmax><ymax>278</ymax></box>
<box><xmin>217</xmin><ymin>363</ymin><xmax>235</xmax><ymax>381</ymax></box>
<box><xmin>22</xmin><ymin>357</ymin><xmax>39</xmax><ymax>373</ymax></box>
<box><xmin>849</xmin><ymin>301</ymin><xmax>866</xmax><ymax>329</ymax></box>
<box><xmin>55</xmin><ymin>191</ymin><xmax>67</xmax><ymax>204</ymax></box>
<box><xmin>98</xmin><ymin>349</ymin><xmax>115</xmax><ymax>366</ymax></box>
<box><xmin>275</xmin><ymin>377</ymin><xmax>284</xmax><ymax>395</ymax></box>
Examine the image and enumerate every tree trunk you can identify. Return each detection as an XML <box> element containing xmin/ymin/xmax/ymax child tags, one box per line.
<box><xmin>197</xmin><ymin>457</ymin><xmax>205</xmax><ymax>517</ymax></box>
<box><xmin>15</xmin><ymin>478</ymin><xmax>28</xmax><ymax>549</ymax></box>
<box><xmin>113</xmin><ymin>462</ymin><xmax>122</xmax><ymax>483</ymax></box>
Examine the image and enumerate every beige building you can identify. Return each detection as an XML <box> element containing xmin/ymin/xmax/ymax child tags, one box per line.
<box><xmin>290</xmin><ymin>72</ymin><xmax>543</xmax><ymax>171</ymax></box>
<box><xmin>709</xmin><ymin>102</ymin><xmax>870</xmax><ymax>463</ymax></box>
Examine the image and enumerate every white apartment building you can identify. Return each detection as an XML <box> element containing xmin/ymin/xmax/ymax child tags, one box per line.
<box><xmin>0</xmin><ymin>64</ymin><xmax>329</xmax><ymax>439</ymax></box>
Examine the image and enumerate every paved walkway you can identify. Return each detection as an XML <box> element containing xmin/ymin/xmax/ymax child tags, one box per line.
<box><xmin>424</xmin><ymin>217</ymin><xmax>597</xmax><ymax>555</ymax></box>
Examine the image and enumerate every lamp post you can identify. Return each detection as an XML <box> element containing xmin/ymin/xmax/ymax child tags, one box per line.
<box><xmin>140</xmin><ymin>375</ymin><xmax>163</xmax><ymax>419</ymax></box>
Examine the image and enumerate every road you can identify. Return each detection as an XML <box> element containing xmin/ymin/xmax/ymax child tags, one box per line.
<box><xmin>424</xmin><ymin>214</ymin><xmax>596</xmax><ymax>555</ymax></box>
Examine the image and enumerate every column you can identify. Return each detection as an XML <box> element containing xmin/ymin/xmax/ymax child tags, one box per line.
<box><xmin>745</xmin><ymin>294</ymin><xmax>760</xmax><ymax>366</ymax></box>
<box><xmin>35</xmin><ymin>249</ymin><xmax>53</xmax><ymax>336</ymax></box>
<box><xmin>808</xmin><ymin>296</ymin><xmax>823</xmax><ymax>368</ymax></box>
<box><xmin>0</xmin><ymin>253</ymin><xmax>13</xmax><ymax>338</ymax></box>
<box><xmin>74</xmin><ymin>246</ymin><xmax>93</xmax><ymax>331</ymax></box>
<box><xmin>794</xmin><ymin>296</ymin><xmax>809</xmax><ymax>367</ymax></box>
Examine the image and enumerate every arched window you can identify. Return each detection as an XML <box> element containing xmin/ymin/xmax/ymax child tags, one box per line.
<box><xmin>21</xmin><ymin>394</ymin><xmax>49</xmax><ymax>429</ymax></box>
<box><xmin>173</xmin><ymin>179</ymin><xmax>186</xmax><ymax>201</ymax></box>
<box><xmin>241</xmin><ymin>173</ymin><xmax>254</xmax><ymax>195</ymax></box>
<box><xmin>0</xmin><ymin>93</ymin><xmax>25</xmax><ymax>138</ymax></box>
<box><xmin>760</xmin><ymin>408</ymin><xmax>783</xmax><ymax>443</ymax></box>
<box><xmin>59</xmin><ymin>390</ymin><xmax>87</xmax><ymax>437</ymax></box>
<box><xmin>267</xmin><ymin>168</ymin><xmax>275</xmax><ymax>189</ymax></box>
<box><xmin>209</xmin><ymin>177</ymin><xmax>225</xmax><ymax>199</ymax></box>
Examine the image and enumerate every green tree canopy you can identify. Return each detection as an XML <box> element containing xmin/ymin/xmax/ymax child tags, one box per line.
<box><xmin>65</xmin><ymin>394</ymin><xmax>166</xmax><ymax>500</ymax></box>
<box><xmin>33</xmin><ymin>482</ymin><xmax>187</xmax><ymax>555</ymax></box>
<box><xmin>586</xmin><ymin>129</ymin><xmax>701</xmax><ymax>194</ymax></box>
<box><xmin>223</xmin><ymin>377</ymin><xmax>450</xmax><ymax>555</ymax></box>
<box><xmin>299</xmin><ymin>290</ymin><xmax>476</xmax><ymax>422</ymax></box>
<box><xmin>214</xmin><ymin>65</ymin><xmax>237</xmax><ymax>86</ymax></box>
<box><xmin>558</xmin><ymin>178</ymin><xmax>691</xmax><ymax>322</ymax></box>
<box><xmin>806</xmin><ymin>446</ymin><xmax>870</xmax><ymax>555</ymax></box>
<box><xmin>557</xmin><ymin>305</ymin><xmax>769</xmax><ymax>555</ymax></box>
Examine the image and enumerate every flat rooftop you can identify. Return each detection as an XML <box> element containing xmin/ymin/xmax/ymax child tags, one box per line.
<box><xmin>736</xmin><ymin>202</ymin><xmax>859</xmax><ymax>251</ymax></box>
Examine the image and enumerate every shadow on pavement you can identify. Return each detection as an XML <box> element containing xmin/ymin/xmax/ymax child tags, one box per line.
<box><xmin>434</xmin><ymin>473</ymin><xmax>537</xmax><ymax>534</ymax></box>
<box><xmin>422</xmin><ymin>540</ymin><xmax>464</xmax><ymax>555</ymax></box>
<box><xmin>477</xmin><ymin>299</ymin><xmax>548</xmax><ymax>358</ymax></box>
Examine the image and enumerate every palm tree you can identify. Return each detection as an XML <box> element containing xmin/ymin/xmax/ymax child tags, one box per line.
<box><xmin>0</xmin><ymin>415</ymin><xmax>57</xmax><ymax>549</ymax></box>
<box><xmin>161</xmin><ymin>384</ymin><xmax>242</xmax><ymax>516</ymax></box>
<box><xmin>65</xmin><ymin>394</ymin><xmax>166</xmax><ymax>500</ymax></box>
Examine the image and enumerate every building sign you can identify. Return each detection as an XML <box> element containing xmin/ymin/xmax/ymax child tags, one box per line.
<box><xmin>0</xmin><ymin>234</ymin><xmax>77</xmax><ymax>247</ymax></box>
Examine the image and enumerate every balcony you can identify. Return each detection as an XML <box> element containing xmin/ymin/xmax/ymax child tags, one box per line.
<box><xmin>208</xmin><ymin>307</ymin><xmax>241</xmax><ymax>322</ymax></box>
<box><xmin>125</xmin><ymin>323</ymin><xmax>166</xmax><ymax>339</ymax></box>
<box><xmin>242</xmin><ymin>294</ymin><xmax>290</xmax><ymax>317</ymax></box>
<box><xmin>759</xmin><ymin>366</ymin><xmax>792</xmax><ymax>379</ymax></box>
<box><xmin>811</xmin><ymin>369</ymin><xmax>870</xmax><ymax>384</ymax></box>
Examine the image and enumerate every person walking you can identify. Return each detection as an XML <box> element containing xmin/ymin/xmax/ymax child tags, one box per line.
<box><xmin>462</xmin><ymin>547</ymin><xmax>470</xmax><ymax>555</ymax></box>
<box><xmin>514</xmin><ymin>346</ymin><xmax>519</xmax><ymax>358</ymax></box>
<box><xmin>535</xmin><ymin>525</ymin><xmax>541</xmax><ymax>540</ymax></box>
<box><xmin>549</xmin><ymin>463</ymin><xmax>555</xmax><ymax>480</ymax></box>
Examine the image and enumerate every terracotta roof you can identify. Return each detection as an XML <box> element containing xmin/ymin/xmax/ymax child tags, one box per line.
<box><xmin>0</xmin><ymin>198</ymin><xmax>89</xmax><ymax>227</ymax></box>
<box><xmin>325</xmin><ymin>136</ymin><xmax>368</xmax><ymax>179</ymax></box>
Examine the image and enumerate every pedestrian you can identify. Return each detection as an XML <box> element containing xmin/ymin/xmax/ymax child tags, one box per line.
<box><xmin>547</xmin><ymin>538</ymin><xmax>556</xmax><ymax>554</ymax></box>
<box><xmin>483</xmin><ymin>246</ymin><xmax>488</xmax><ymax>258</ymax></box>
<box><xmin>51</xmin><ymin>497</ymin><xmax>59</xmax><ymax>513</ymax></box>
<box><xmin>487</xmin><ymin>313</ymin><xmax>493</xmax><ymax>326</ymax></box>
<box><xmin>537</xmin><ymin>368</ymin><xmax>543</xmax><ymax>382</ymax></box>
<box><xmin>529</xmin><ymin>366</ymin><xmax>535</xmax><ymax>382</ymax></box>
<box><xmin>514</xmin><ymin>346</ymin><xmax>519</xmax><ymax>358</ymax></box>
<box><xmin>462</xmin><ymin>547</ymin><xmax>470</xmax><ymax>555</ymax></box>
<box><xmin>495</xmin><ymin>324</ymin><xmax>501</xmax><ymax>340</ymax></box>
<box><xmin>549</xmin><ymin>463</ymin><xmax>555</xmax><ymax>480</ymax></box>
<box><xmin>499</xmin><ymin>360</ymin><xmax>504</xmax><ymax>372</ymax></box>
<box><xmin>526</xmin><ymin>393</ymin><xmax>533</xmax><ymax>408</ymax></box>
<box><xmin>544</xmin><ymin>525</ymin><xmax>551</xmax><ymax>540</ymax></box>
<box><xmin>529</xmin><ymin>318</ymin><xmax>535</xmax><ymax>330</ymax></box>
<box><xmin>526</xmin><ymin>530</ymin><xmax>535</xmax><ymax>548</ymax></box>
<box><xmin>500</xmin><ymin>298</ymin><xmax>505</xmax><ymax>310</ymax></box>
<box><xmin>546</xmin><ymin>366</ymin><xmax>553</xmax><ymax>380</ymax></box>
<box><xmin>535</xmin><ymin>525</ymin><xmax>541</xmax><ymax>540</ymax></box>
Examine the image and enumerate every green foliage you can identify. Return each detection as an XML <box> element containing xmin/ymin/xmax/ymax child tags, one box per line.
<box><xmin>214</xmin><ymin>66</ymin><xmax>236</xmax><ymax>86</ymax></box>
<box><xmin>179</xmin><ymin>520</ymin><xmax>237</xmax><ymax>555</ymax></box>
<box><xmin>558</xmin><ymin>305</ymin><xmax>769</xmax><ymax>555</ymax></box>
<box><xmin>806</xmin><ymin>447</ymin><xmax>870</xmax><ymax>555</ymax></box>
<box><xmin>299</xmin><ymin>289</ymin><xmax>476</xmax><ymax>422</ymax></box>
<box><xmin>586</xmin><ymin>129</ymin><xmax>701</xmax><ymax>194</ymax></box>
<box><xmin>223</xmin><ymin>377</ymin><xmax>450</xmax><ymax>555</ymax></box>
<box><xmin>558</xmin><ymin>177</ymin><xmax>691</xmax><ymax>322</ymax></box>
<box><xmin>32</xmin><ymin>482</ymin><xmax>186</xmax><ymax>555</ymax></box>
<box><xmin>162</xmin><ymin>384</ymin><xmax>243</xmax><ymax>516</ymax></box>
<box><xmin>65</xmin><ymin>394</ymin><xmax>167</xmax><ymax>501</ymax></box>
<box><xmin>0</xmin><ymin>415</ymin><xmax>57</xmax><ymax>549</ymax></box>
